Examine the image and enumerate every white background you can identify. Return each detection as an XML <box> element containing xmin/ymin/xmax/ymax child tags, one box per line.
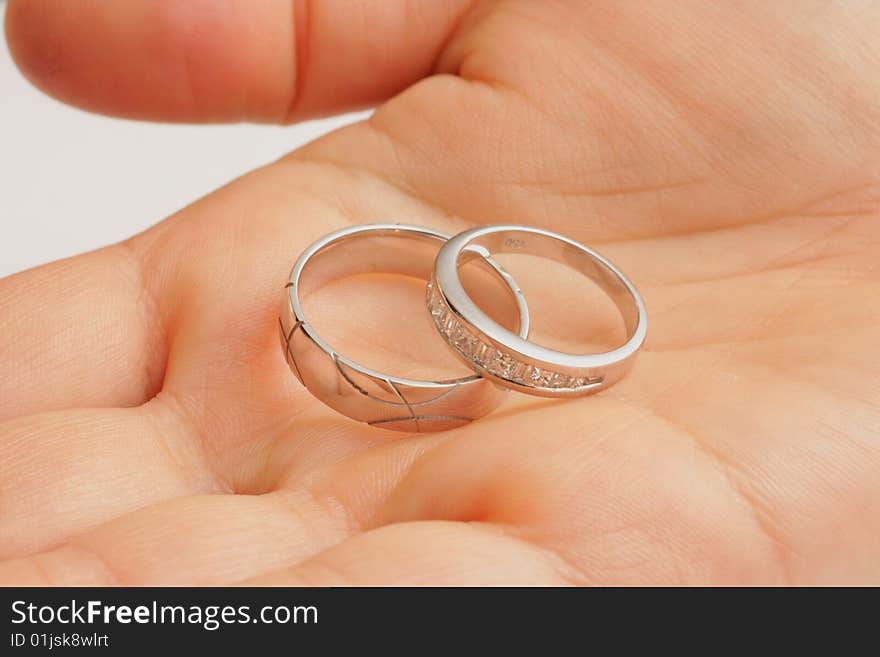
<box><xmin>0</xmin><ymin>2</ymin><xmax>364</xmax><ymax>278</ymax></box>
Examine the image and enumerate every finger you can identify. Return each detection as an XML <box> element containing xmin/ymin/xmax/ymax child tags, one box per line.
<box><xmin>240</xmin><ymin>521</ymin><xmax>573</xmax><ymax>586</ymax></box>
<box><xmin>5</xmin><ymin>0</ymin><xmax>473</xmax><ymax>123</ymax></box>
<box><xmin>0</xmin><ymin>489</ymin><xmax>351</xmax><ymax>585</ymax></box>
<box><xmin>0</xmin><ymin>519</ymin><xmax>572</xmax><ymax>586</ymax></box>
<box><xmin>0</xmin><ymin>403</ymin><xmax>220</xmax><ymax>559</ymax></box>
<box><xmin>0</xmin><ymin>244</ymin><xmax>166</xmax><ymax>422</ymax></box>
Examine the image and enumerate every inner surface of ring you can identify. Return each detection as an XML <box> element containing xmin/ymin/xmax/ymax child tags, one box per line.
<box><xmin>460</xmin><ymin>230</ymin><xmax>639</xmax><ymax>339</ymax></box>
<box><xmin>294</xmin><ymin>228</ymin><xmax>526</xmax><ymax>382</ymax></box>
<box><xmin>297</xmin><ymin>230</ymin><xmax>442</xmax><ymax>298</ymax></box>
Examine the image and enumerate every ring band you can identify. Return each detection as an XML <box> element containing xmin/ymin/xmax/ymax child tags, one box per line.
<box><xmin>429</xmin><ymin>224</ymin><xmax>646</xmax><ymax>397</ymax></box>
<box><xmin>280</xmin><ymin>223</ymin><xmax>530</xmax><ymax>432</ymax></box>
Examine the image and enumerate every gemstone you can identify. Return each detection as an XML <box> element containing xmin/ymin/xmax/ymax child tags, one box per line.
<box><xmin>538</xmin><ymin>370</ymin><xmax>555</xmax><ymax>387</ymax></box>
<box><xmin>486</xmin><ymin>351</ymin><xmax>513</xmax><ymax>376</ymax></box>
<box><xmin>497</xmin><ymin>354</ymin><xmax>519</xmax><ymax>379</ymax></box>
<box><xmin>451</xmin><ymin>323</ymin><xmax>468</xmax><ymax>346</ymax></box>
<box><xmin>526</xmin><ymin>366</ymin><xmax>553</xmax><ymax>387</ymax></box>
<box><xmin>460</xmin><ymin>334</ymin><xmax>480</xmax><ymax>357</ymax></box>
<box><xmin>483</xmin><ymin>348</ymin><xmax>500</xmax><ymax>368</ymax></box>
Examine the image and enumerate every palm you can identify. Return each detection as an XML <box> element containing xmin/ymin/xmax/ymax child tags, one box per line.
<box><xmin>2</xmin><ymin>1</ymin><xmax>878</xmax><ymax>584</ymax></box>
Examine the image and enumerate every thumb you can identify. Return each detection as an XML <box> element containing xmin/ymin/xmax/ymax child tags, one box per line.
<box><xmin>4</xmin><ymin>0</ymin><xmax>473</xmax><ymax>123</ymax></box>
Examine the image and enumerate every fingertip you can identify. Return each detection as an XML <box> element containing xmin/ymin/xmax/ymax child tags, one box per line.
<box><xmin>4</xmin><ymin>0</ymin><xmax>65</xmax><ymax>98</ymax></box>
<box><xmin>4</xmin><ymin>0</ymin><xmax>298</xmax><ymax>122</ymax></box>
<box><xmin>5</xmin><ymin>0</ymin><xmax>152</xmax><ymax>119</ymax></box>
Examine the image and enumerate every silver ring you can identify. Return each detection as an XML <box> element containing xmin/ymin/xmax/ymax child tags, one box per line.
<box><xmin>280</xmin><ymin>223</ymin><xmax>530</xmax><ymax>432</ymax></box>
<box><xmin>429</xmin><ymin>224</ymin><xmax>647</xmax><ymax>397</ymax></box>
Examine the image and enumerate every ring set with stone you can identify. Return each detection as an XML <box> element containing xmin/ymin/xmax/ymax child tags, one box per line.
<box><xmin>280</xmin><ymin>223</ymin><xmax>646</xmax><ymax>432</ymax></box>
<box><xmin>427</xmin><ymin>282</ymin><xmax>602</xmax><ymax>393</ymax></box>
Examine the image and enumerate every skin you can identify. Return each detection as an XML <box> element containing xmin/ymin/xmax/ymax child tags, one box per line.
<box><xmin>0</xmin><ymin>0</ymin><xmax>878</xmax><ymax>585</ymax></box>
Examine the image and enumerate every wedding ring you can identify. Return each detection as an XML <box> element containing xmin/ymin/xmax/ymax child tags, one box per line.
<box><xmin>429</xmin><ymin>224</ymin><xmax>646</xmax><ymax>397</ymax></box>
<box><xmin>280</xmin><ymin>224</ymin><xmax>530</xmax><ymax>432</ymax></box>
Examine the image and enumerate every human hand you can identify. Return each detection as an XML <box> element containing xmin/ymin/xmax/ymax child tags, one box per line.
<box><xmin>1</xmin><ymin>0</ymin><xmax>878</xmax><ymax>584</ymax></box>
